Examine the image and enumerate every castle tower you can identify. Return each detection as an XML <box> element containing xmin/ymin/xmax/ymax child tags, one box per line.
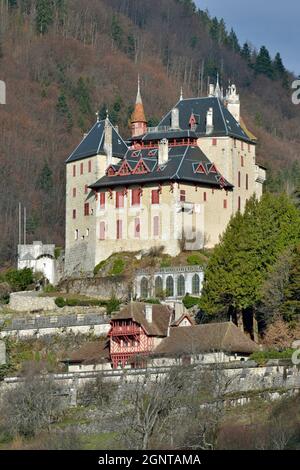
<box><xmin>131</xmin><ymin>76</ymin><xmax>147</xmax><ymax>138</ymax></box>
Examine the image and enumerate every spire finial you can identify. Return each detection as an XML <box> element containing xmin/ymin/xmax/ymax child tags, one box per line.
<box><xmin>180</xmin><ymin>86</ymin><xmax>183</xmax><ymax>101</ymax></box>
<box><xmin>136</xmin><ymin>74</ymin><xmax>142</xmax><ymax>104</ymax></box>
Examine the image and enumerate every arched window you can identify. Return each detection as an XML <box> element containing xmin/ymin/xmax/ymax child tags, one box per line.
<box><xmin>166</xmin><ymin>276</ymin><xmax>174</xmax><ymax>297</ymax></box>
<box><xmin>192</xmin><ymin>274</ymin><xmax>200</xmax><ymax>295</ymax></box>
<box><xmin>177</xmin><ymin>275</ymin><xmax>185</xmax><ymax>297</ymax></box>
<box><xmin>155</xmin><ymin>276</ymin><xmax>163</xmax><ymax>297</ymax></box>
<box><xmin>140</xmin><ymin>277</ymin><xmax>149</xmax><ymax>299</ymax></box>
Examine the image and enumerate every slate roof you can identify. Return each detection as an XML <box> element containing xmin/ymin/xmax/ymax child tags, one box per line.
<box><xmin>130</xmin><ymin>129</ymin><xmax>198</xmax><ymax>142</ymax></box>
<box><xmin>111</xmin><ymin>302</ymin><xmax>172</xmax><ymax>337</ymax></box>
<box><xmin>158</xmin><ymin>97</ymin><xmax>254</xmax><ymax>143</ymax></box>
<box><xmin>64</xmin><ymin>339</ymin><xmax>110</xmax><ymax>365</ymax></box>
<box><xmin>66</xmin><ymin>119</ymin><xmax>128</xmax><ymax>163</ymax></box>
<box><xmin>90</xmin><ymin>145</ymin><xmax>233</xmax><ymax>190</ymax></box>
<box><xmin>154</xmin><ymin>322</ymin><xmax>259</xmax><ymax>357</ymax></box>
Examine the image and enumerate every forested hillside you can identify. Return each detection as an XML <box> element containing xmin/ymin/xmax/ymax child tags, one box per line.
<box><xmin>0</xmin><ymin>0</ymin><xmax>299</xmax><ymax>264</ymax></box>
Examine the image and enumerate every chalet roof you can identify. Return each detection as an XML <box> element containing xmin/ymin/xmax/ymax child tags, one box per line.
<box><xmin>154</xmin><ymin>322</ymin><xmax>259</xmax><ymax>356</ymax></box>
<box><xmin>111</xmin><ymin>302</ymin><xmax>172</xmax><ymax>337</ymax></box>
<box><xmin>66</xmin><ymin>119</ymin><xmax>128</xmax><ymax>163</ymax></box>
<box><xmin>158</xmin><ymin>97</ymin><xmax>255</xmax><ymax>143</ymax></box>
<box><xmin>63</xmin><ymin>339</ymin><xmax>110</xmax><ymax>365</ymax></box>
<box><xmin>90</xmin><ymin>145</ymin><xmax>233</xmax><ymax>190</ymax></box>
<box><xmin>171</xmin><ymin>313</ymin><xmax>196</xmax><ymax>327</ymax></box>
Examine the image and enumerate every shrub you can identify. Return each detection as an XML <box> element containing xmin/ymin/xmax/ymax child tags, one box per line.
<box><xmin>109</xmin><ymin>258</ymin><xmax>125</xmax><ymax>276</ymax></box>
<box><xmin>187</xmin><ymin>254</ymin><xmax>203</xmax><ymax>266</ymax></box>
<box><xmin>106</xmin><ymin>295</ymin><xmax>120</xmax><ymax>315</ymax></box>
<box><xmin>55</xmin><ymin>297</ymin><xmax>66</xmax><ymax>308</ymax></box>
<box><xmin>183</xmin><ymin>294</ymin><xmax>200</xmax><ymax>309</ymax></box>
<box><xmin>250</xmin><ymin>349</ymin><xmax>295</xmax><ymax>365</ymax></box>
<box><xmin>4</xmin><ymin>268</ymin><xmax>34</xmax><ymax>291</ymax></box>
<box><xmin>54</xmin><ymin>247</ymin><xmax>62</xmax><ymax>259</ymax></box>
<box><xmin>140</xmin><ymin>298</ymin><xmax>160</xmax><ymax>304</ymax></box>
<box><xmin>43</xmin><ymin>283</ymin><xmax>55</xmax><ymax>293</ymax></box>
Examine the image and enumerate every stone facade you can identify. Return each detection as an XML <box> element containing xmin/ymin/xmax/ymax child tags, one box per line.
<box><xmin>9</xmin><ymin>291</ymin><xmax>57</xmax><ymax>312</ymax></box>
<box><xmin>18</xmin><ymin>241</ymin><xmax>57</xmax><ymax>285</ymax></box>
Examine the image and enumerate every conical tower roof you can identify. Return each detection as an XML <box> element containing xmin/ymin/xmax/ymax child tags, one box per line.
<box><xmin>131</xmin><ymin>75</ymin><xmax>147</xmax><ymax>124</ymax></box>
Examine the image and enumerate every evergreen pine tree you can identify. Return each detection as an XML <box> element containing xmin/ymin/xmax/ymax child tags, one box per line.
<box><xmin>241</xmin><ymin>42</ymin><xmax>251</xmax><ymax>65</ymax></box>
<box><xmin>209</xmin><ymin>17</ymin><xmax>220</xmax><ymax>42</ymax></box>
<box><xmin>37</xmin><ymin>163</ymin><xmax>53</xmax><ymax>192</ymax></box>
<box><xmin>111</xmin><ymin>15</ymin><xmax>123</xmax><ymax>49</ymax></box>
<box><xmin>74</xmin><ymin>77</ymin><xmax>92</xmax><ymax>116</ymax></box>
<box><xmin>255</xmin><ymin>46</ymin><xmax>274</xmax><ymax>79</ymax></box>
<box><xmin>227</xmin><ymin>28</ymin><xmax>240</xmax><ymax>52</ymax></box>
<box><xmin>36</xmin><ymin>0</ymin><xmax>54</xmax><ymax>35</ymax></box>
<box><xmin>281</xmin><ymin>245</ymin><xmax>300</xmax><ymax>321</ymax></box>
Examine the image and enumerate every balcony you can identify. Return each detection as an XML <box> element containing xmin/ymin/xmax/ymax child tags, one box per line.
<box><xmin>110</xmin><ymin>324</ymin><xmax>141</xmax><ymax>337</ymax></box>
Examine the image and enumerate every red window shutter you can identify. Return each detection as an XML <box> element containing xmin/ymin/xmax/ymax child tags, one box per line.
<box><xmin>246</xmin><ymin>174</ymin><xmax>249</xmax><ymax>190</ymax></box>
<box><xmin>80</xmin><ymin>162</ymin><xmax>84</xmax><ymax>175</ymax></box>
<box><xmin>135</xmin><ymin>218</ymin><xmax>140</xmax><ymax>238</ymax></box>
<box><xmin>238</xmin><ymin>171</ymin><xmax>241</xmax><ymax>188</ymax></box>
<box><xmin>73</xmin><ymin>165</ymin><xmax>76</xmax><ymax>177</ymax></box>
<box><xmin>116</xmin><ymin>191</ymin><xmax>124</xmax><ymax>208</ymax></box>
<box><xmin>180</xmin><ymin>190</ymin><xmax>186</xmax><ymax>202</ymax></box>
<box><xmin>203</xmin><ymin>192</ymin><xmax>207</xmax><ymax>202</ymax></box>
<box><xmin>117</xmin><ymin>220</ymin><xmax>122</xmax><ymax>239</ymax></box>
<box><xmin>88</xmin><ymin>160</ymin><xmax>92</xmax><ymax>173</ymax></box>
<box><xmin>212</xmin><ymin>138</ymin><xmax>217</xmax><ymax>146</ymax></box>
<box><xmin>132</xmin><ymin>188</ymin><xmax>140</xmax><ymax>206</ymax></box>
<box><xmin>100</xmin><ymin>192</ymin><xmax>105</xmax><ymax>210</ymax></box>
<box><xmin>223</xmin><ymin>199</ymin><xmax>227</xmax><ymax>209</ymax></box>
<box><xmin>73</xmin><ymin>188</ymin><xmax>76</xmax><ymax>198</ymax></box>
<box><xmin>99</xmin><ymin>222</ymin><xmax>105</xmax><ymax>240</ymax></box>
<box><xmin>72</xmin><ymin>209</ymin><xmax>76</xmax><ymax>219</ymax></box>
<box><xmin>151</xmin><ymin>189</ymin><xmax>160</xmax><ymax>205</ymax></box>
<box><xmin>153</xmin><ymin>216</ymin><xmax>159</xmax><ymax>237</ymax></box>
<box><xmin>84</xmin><ymin>203</ymin><xmax>89</xmax><ymax>216</ymax></box>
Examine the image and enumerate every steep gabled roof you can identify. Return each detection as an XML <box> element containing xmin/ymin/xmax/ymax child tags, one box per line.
<box><xmin>66</xmin><ymin>119</ymin><xmax>128</xmax><ymax>163</ymax></box>
<box><xmin>154</xmin><ymin>322</ymin><xmax>259</xmax><ymax>356</ymax></box>
<box><xmin>158</xmin><ymin>97</ymin><xmax>254</xmax><ymax>143</ymax></box>
<box><xmin>111</xmin><ymin>302</ymin><xmax>172</xmax><ymax>337</ymax></box>
<box><xmin>90</xmin><ymin>145</ymin><xmax>233</xmax><ymax>190</ymax></box>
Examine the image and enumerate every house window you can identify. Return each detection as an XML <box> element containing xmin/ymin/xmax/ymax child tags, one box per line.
<box><xmin>99</xmin><ymin>221</ymin><xmax>105</xmax><ymax>240</ymax></box>
<box><xmin>88</xmin><ymin>160</ymin><xmax>92</xmax><ymax>173</ymax></box>
<box><xmin>84</xmin><ymin>184</ymin><xmax>88</xmax><ymax>194</ymax></box>
<box><xmin>241</xmin><ymin>155</ymin><xmax>244</xmax><ymax>167</ymax></box>
<box><xmin>74</xmin><ymin>229</ymin><xmax>78</xmax><ymax>240</ymax></box>
<box><xmin>177</xmin><ymin>275</ymin><xmax>185</xmax><ymax>297</ymax></box>
<box><xmin>238</xmin><ymin>196</ymin><xmax>241</xmax><ymax>211</ymax></box>
<box><xmin>238</xmin><ymin>171</ymin><xmax>241</xmax><ymax>188</ymax></box>
<box><xmin>116</xmin><ymin>219</ymin><xmax>122</xmax><ymax>239</ymax></box>
<box><xmin>72</xmin><ymin>209</ymin><xmax>76</xmax><ymax>219</ymax></box>
<box><xmin>203</xmin><ymin>192</ymin><xmax>207</xmax><ymax>202</ymax></box>
<box><xmin>100</xmin><ymin>192</ymin><xmax>105</xmax><ymax>210</ymax></box>
<box><xmin>180</xmin><ymin>190</ymin><xmax>186</xmax><ymax>202</ymax></box>
<box><xmin>72</xmin><ymin>188</ymin><xmax>76</xmax><ymax>198</ymax></box>
<box><xmin>223</xmin><ymin>199</ymin><xmax>227</xmax><ymax>209</ymax></box>
<box><xmin>151</xmin><ymin>189</ymin><xmax>160</xmax><ymax>205</ymax></box>
<box><xmin>192</xmin><ymin>274</ymin><xmax>200</xmax><ymax>295</ymax></box>
<box><xmin>84</xmin><ymin>203</ymin><xmax>89</xmax><ymax>216</ymax></box>
<box><xmin>212</xmin><ymin>138</ymin><xmax>217</xmax><ymax>146</ymax></box>
<box><xmin>80</xmin><ymin>162</ymin><xmax>84</xmax><ymax>175</ymax></box>
<box><xmin>134</xmin><ymin>218</ymin><xmax>140</xmax><ymax>238</ymax></box>
<box><xmin>166</xmin><ymin>276</ymin><xmax>174</xmax><ymax>297</ymax></box>
<box><xmin>153</xmin><ymin>216</ymin><xmax>159</xmax><ymax>237</ymax></box>
<box><xmin>155</xmin><ymin>276</ymin><xmax>163</xmax><ymax>297</ymax></box>
<box><xmin>132</xmin><ymin>188</ymin><xmax>141</xmax><ymax>206</ymax></box>
<box><xmin>116</xmin><ymin>191</ymin><xmax>124</xmax><ymax>209</ymax></box>
<box><xmin>246</xmin><ymin>174</ymin><xmax>249</xmax><ymax>190</ymax></box>
<box><xmin>73</xmin><ymin>165</ymin><xmax>76</xmax><ymax>177</ymax></box>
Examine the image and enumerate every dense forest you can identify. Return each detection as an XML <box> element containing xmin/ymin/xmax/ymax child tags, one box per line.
<box><xmin>0</xmin><ymin>0</ymin><xmax>300</xmax><ymax>264</ymax></box>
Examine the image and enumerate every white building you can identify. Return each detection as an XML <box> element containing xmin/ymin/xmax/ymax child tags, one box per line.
<box><xmin>18</xmin><ymin>241</ymin><xmax>56</xmax><ymax>285</ymax></box>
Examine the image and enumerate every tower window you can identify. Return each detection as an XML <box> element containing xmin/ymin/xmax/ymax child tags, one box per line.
<box><xmin>116</xmin><ymin>191</ymin><xmax>124</xmax><ymax>209</ymax></box>
<box><xmin>72</xmin><ymin>209</ymin><xmax>76</xmax><ymax>219</ymax></box>
<box><xmin>238</xmin><ymin>171</ymin><xmax>241</xmax><ymax>188</ymax></box>
<box><xmin>88</xmin><ymin>160</ymin><xmax>92</xmax><ymax>173</ymax></box>
<box><xmin>75</xmin><ymin>229</ymin><xmax>78</xmax><ymax>240</ymax></box>
<box><xmin>151</xmin><ymin>189</ymin><xmax>160</xmax><ymax>205</ymax></box>
<box><xmin>73</xmin><ymin>188</ymin><xmax>76</xmax><ymax>198</ymax></box>
<box><xmin>80</xmin><ymin>162</ymin><xmax>84</xmax><ymax>175</ymax></box>
<box><xmin>134</xmin><ymin>218</ymin><xmax>140</xmax><ymax>238</ymax></box>
<box><xmin>203</xmin><ymin>192</ymin><xmax>207</xmax><ymax>202</ymax></box>
<box><xmin>246</xmin><ymin>174</ymin><xmax>249</xmax><ymax>190</ymax></box>
<box><xmin>73</xmin><ymin>165</ymin><xmax>76</xmax><ymax>177</ymax></box>
<box><xmin>180</xmin><ymin>190</ymin><xmax>186</xmax><ymax>202</ymax></box>
<box><xmin>100</xmin><ymin>192</ymin><xmax>105</xmax><ymax>210</ymax></box>
<box><xmin>132</xmin><ymin>188</ymin><xmax>141</xmax><ymax>206</ymax></box>
<box><xmin>223</xmin><ymin>199</ymin><xmax>227</xmax><ymax>209</ymax></box>
<box><xmin>84</xmin><ymin>203</ymin><xmax>90</xmax><ymax>216</ymax></box>
<box><xmin>117</xmin><ymin>219</ymin><xmax>122</xmax><ymax>239</ymax></box>
<box><xmin>212</xmin><ymin>138</ymin><xmax>217</xmax><ymax>146</ymax></box>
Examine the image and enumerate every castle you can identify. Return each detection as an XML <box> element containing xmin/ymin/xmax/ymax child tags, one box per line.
<box><xmin>65</xmin><ymin>78</ymin><xmax>266</xmax><ymax>274</ymax></box>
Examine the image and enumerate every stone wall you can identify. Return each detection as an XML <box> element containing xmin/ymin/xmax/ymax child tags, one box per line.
<box><xmin>60</xmin><ymin>275</ymin><xmax>131</xmax><ymax>300</ymax></box>
<box><xmin>0</xmin><ymin>312</ymin><xmax>110</xmax><ymax>339</ymax></box>
<box><xmin>0</xmin><ymin>341</ymin><xmax>6</xmax><ymax>365</ymax></box>
<box><xmin>9</xmin><ymin>291</ymin><xmax>57</xmax><ymax>312</ymax></box>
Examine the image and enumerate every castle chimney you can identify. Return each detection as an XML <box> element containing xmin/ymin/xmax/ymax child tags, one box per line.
<box><xmin>206</xmin><ymin>107</ymin><xmax>214</xmax><ymax>134</ymax></box>
<box><xmin>104</xmin><ymin>116</ymin><xmax>113</xmax><ymax>167</ymax></box>
<box><xmin>145</xmin><ymin>304</ymin><xmax>153</xmax><ymax>323</ymax></box>
<box><xmin>171</xmin><ymin>107</ymin><xmax>179</xmax><ymax>129</ymax></box>
<box><xmin>158</xmin><ymin>138</ymin><xmax>169</xmax><ymax>165</ymax></box>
